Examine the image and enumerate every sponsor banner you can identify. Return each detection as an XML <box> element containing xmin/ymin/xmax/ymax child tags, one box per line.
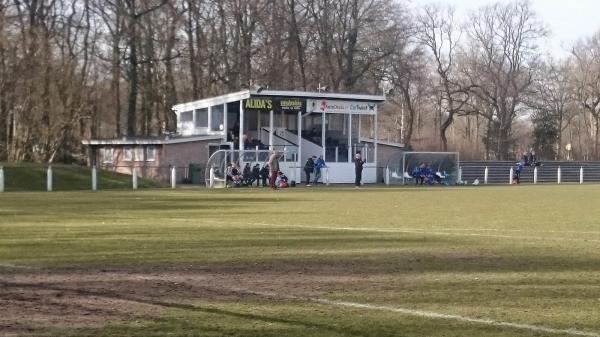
<box><xmin>244</xmin><ymin>97</ymin><xmax>306</xmax><ymax>112</ymax></box>
<box><xmin>279</xmin><ymin>98</ymin><xmax>305</xmax><ymax>112</ymax></box>
<box><xmin>307</xmin><ymin>99</ymin><xmax>377</xmax><ymax>114</ymax></box>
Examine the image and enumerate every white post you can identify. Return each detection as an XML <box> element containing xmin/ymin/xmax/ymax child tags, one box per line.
<box><xmin>47</xmin><ymin>166</ymin><xmax>53</xmax><ymax>192</ymax></box>
<box><xmin>0</xmin><ymin>166</ymin><xmax>4</xmax><ymax>192</ymax></box>
<box><xmin>209</xmin><ymin>167</ymin><xmax>215</xmax><ymax>188</ymax></box>
<box><xmin>223</xmin><ymin>103</ymin><xmax>228</xmax><ymax>142</ymax></box>
<box><xmin>347</xmin><ymin>114</ymin><xmax>352</xmax><ymax>162</ymax></box>
<box><xmin>385</xmin><ymin>166</ymin><xmax>390</xmax><ymax>186</ymax></box>
<box><xmin>325</xmin><ymin>167</ymin><xmax>330</xmax><ymax>186</ymax></box>
<box><xmin>92</xmin><ymin>166</ymin><xmax>97</xmax><ymax>191</ymax></box>
<box><xmin>298</xmin><ymin>111</ymin><xmax>302</xmax><ymax>179</ymax></box>
<box><xmin>132</xmin><ymin>167</ymin><xmax>138</xmax><ymax>190</ymax></box>
<box><xmin>534</xmin><ymin>166</ymin><xmax>538</xmax><ymax>184</ymax></box>
<box><xmin>321</xmin><ymin>112</ymin><xmax>326</xmax><ymax>159</ymax></box>
<box><xmin>255</xmin><ymin>145</ymin><xmax>259</xmax><ymax>163</ymax></box>
<box><xmin>557</xmin><ymin>166</ymin><xmax>561</xmax><ymax>184</ymax></box>
<box><xmin>458</xmin><ymin>166</ymin><xmax>462</xmax><ymax>183</ymax></box>
<box><xmin>509</xmin><ymin>167</ymin><xmax>513</xmax><ymax>185</ymax></box>
<box><xmin>484</xmin><ymin>166</ymin><xmax>488</xmax><ymax>185</ymax></box>
<box><xmin>335</xmin><ymin>146</ymin><xmax>339</xmax><ymax>162</ymax></box>
<box><xmin>171</xmin><ymin>167</ymin><xmax>176</xmax><ymax>189</ymax></box>
<box><xmin>580</xmin><ymin>166</ymin><xmax>584</xmax><ymax>184</ymax></box>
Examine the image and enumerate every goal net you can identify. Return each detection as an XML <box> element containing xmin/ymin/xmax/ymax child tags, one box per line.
<box><xmin>386</xmin><ymin>151</ymin><xmax>460</xmax><ymax>185</ymax></box>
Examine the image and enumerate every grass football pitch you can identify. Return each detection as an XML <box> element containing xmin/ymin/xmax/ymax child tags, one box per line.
<box><xmin>1</xmin><ymin>185</ymin><xmax>599</xmax><ymax>337</ymax></box>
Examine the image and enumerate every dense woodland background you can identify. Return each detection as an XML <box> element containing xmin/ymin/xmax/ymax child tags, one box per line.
<box><xmin>1</xmin><ymin>0</ymin><xmax>600</xmax><ymax>163</ymax></box>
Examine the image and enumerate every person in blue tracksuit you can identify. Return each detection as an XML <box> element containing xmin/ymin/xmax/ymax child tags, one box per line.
<box><xmin>314</xmin><ymin>155</ymin><xmax>326</xmax><ymax>184</ymax></box>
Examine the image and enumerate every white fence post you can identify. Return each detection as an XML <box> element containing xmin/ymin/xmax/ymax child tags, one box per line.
<box><xmin>0</xmin><ymin>166</ymin><xmax>4</xmax><ymax>192</ymax></box>
<box><xmin>509</xmin><ymin>167</ymin><xmax>514</xmax><ymax>185</ymax></box>
<box><xmin>557</xmin><ymin>166</ymin><xmax>561</xmax><ymax>185</ymax></box>
<box><xmin>580</xmin><ymin>167</ymin><xmax>584</xmax><ymax>184</ymax></box>
<box><xmin>209</xmin><ymin>167</ymin><xmax>215</xmax><ymax>188</ymax></box>
<box><xmin>92</xmin><ymin>166</ymin><xmax>97</xmax><ymax>191</ymax></box>
<box><xmin>132</xmin><ymin>167</ymin><xmax>138</xmax><ymax>190</ymax></box>
<box><xmin>47</xmin><ymin>166</ymin><xmax>53</xmax><ymax>192</ymax></box>
<box><xmin>458</xmin><ymin>166</ymin><xmax>462</xmax><ymax>183</ymax></box>
<box><xmin>385</xmin><ymin>166</ymin><xmax>390</xmax><ymax>186</ymax></box>
<box><xmin>484</xmin><ymin>166</ymin><xmax>488</xmax><ymax>185</ymax></box>
<box><xmin>534</xmin><ymin>166</ymin><xmax>538</xmax><ymax>184</ymax></box>
<box><xmin>171</xmin><ymin>167</ymin><xmax>177</xmax><ymax>189</ymax></box>
<box><xmin>325</xmin><ymin>167</ymin><xmax>330</xmax><ymax>186</ymax></box>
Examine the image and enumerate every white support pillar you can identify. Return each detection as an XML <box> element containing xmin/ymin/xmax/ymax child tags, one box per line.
<box><xmin>298</xmin><ymin>111</ymin><xmax>302</xmax><ymax>179</ymax></box>
<box><xmin>132</xmin><ymin>167</ymin><xmax>138</xmax><ymax>190</ymax></box>
<box><xmin>374</xmin><ymin>113</ymin><xmax>378</xmax><ymax>169</ymax></box>
<box><xmin>171</xmin><ymin>167</ymin><xmax>177</xmax><ymax>189</ymax></box>
<box><xmin>47</xmin><ymin>166</ymin><xmax>53</xmax><ymax>192</ymax></box>
<box><xmin>347</xmin><ymin>114</ymin><xmax>352</xmax><ymax>162</ymax></box>
<box><xmin>269</xmin><ymin>109</ymin><xmax>274</xmax><ymax>150</ymax></box>
<box><xmin>458</xmin><ymin>166</ymin><xmax>462</xmax><ymax>183</ymax></box>
<box><xmin>0</xmin><ymin>166</ymin><xmax>4</xmax><ymax>192</ymax></box>
<box><xmin>484</xmin><ymin>166</ymin><xmax>489</xmax><ymax>184</ymax></box>
<box><xmin>580</xmin><ymin>167</ymin><xmax>584</xmax><ymax>184</ymax></box>
<box><xmin>557</xmin><ymin>166</ymin><xmax>561</xmax><ymax>184</ymax></box>
<box><xmin>92</xmin><ymin>166</ymin><xmax>97</xmax><ymax>191</ymax></box>
<box><xmin>534</xmin><ymin>166</ymin><xmax>538</xmax><ymax>184</ymax></box>
<box><xmin>223</xmin><ymin>103</ymin><xmax>228</xmax><ymax>142</ymax></box>
<box><xmin>322</xmin><ymin>112</ymin><xmax>326</xmax><ymax>159</ymax></box>
<box><xmin>239</xmin><ymin>101</ymin><xmax>245</xmax><ymax>150</ymax></box>
<box><xmin>509</xmin><ymin>167</ymin><xmax>513</xmax><ymax>185</ymax></box>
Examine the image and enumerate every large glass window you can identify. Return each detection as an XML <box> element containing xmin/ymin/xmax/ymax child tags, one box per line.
<box><xmin>123</xmin><ymin>147</ymin><xmax>133</xmax><ymax>161</ymax></box>
<box><xmin>211</xmin><ymin>105</ymin><xmax>224</xmax><ymax>131</ymax></box>
<box><xmin>325</xmin><ymin>114</ymin><xmax>348</xmax><ymax>162</ymax></box>
<box><xmin>195</xmin><ymin>108</ymin><xmax>208</xmax><ymax>128</ymax></box>
<box><xmin>180</xmin><ymin>111</ymin><xmax>192</xmax><ymax>122</ymax></box>
<box><xmin>101</xmin><ymin>148</ymin><xmax>113</xmax><ymax>164</ymax></box>
<box><xmin>146</xmin><ymin>146</ymin><xmax>156</xmax><ymax>161</ymax></box>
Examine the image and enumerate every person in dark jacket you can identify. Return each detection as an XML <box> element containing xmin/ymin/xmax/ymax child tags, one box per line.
<box><xmin>355</xmin><ymin>151</ymin><xmax>365</xmax><ymax>187</ymax></box>
<box><xmin>259</xmin><ymin>164</ymin><xmax>269</xmax><ymax>187</ymax></box>
<box><xmin>304</xmin><ymin>156</ymin><xmax>315</xmax><ymax>186</ymax></box>
<box><xmin>251</xmin><ymin>164</ymin><xmax>261</xmax><ymax>187</ymax></box>
<box><xmin>513</xmin><ymin>161</ymin><xmax>524</xmax><ymax>184</ymax></box>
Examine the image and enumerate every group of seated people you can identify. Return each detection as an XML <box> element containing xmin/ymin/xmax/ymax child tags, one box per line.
<box><xmin>410</xmin><ymin>163</ymin><xmax>447</xmax><ymax>185</ymax></box>
<box><xmin>226</xmin><ymin>162</ymin><xmax>289</xmax><ymax>188</ymax></box>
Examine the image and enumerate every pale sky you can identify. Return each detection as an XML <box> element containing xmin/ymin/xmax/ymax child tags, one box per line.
<box><xmin>422</xmin><ymin>0</ymin><xmax>600</xmax><ymax>58</ymax></box>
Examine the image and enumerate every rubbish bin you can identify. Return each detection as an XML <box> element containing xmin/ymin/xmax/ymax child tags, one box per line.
<box><xmin>189</xmin><ymin>164</ymin><xmax>204</xmax><ymax>184</ymax></box>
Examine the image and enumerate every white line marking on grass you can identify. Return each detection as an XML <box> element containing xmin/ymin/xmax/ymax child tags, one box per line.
<box><xmin>243</xmin><ymin>223</ymin><xmax>600</xmax><ymax>244</ymax></box>
<box><xmin>313</xmin><ymin>298</ymin><xmax>600</xmax><ymax>337</ymax></box>
<box><xmin>218</xmin><ymin>286</ymin><xmax>600</xmax><ymax>337</ymax></box>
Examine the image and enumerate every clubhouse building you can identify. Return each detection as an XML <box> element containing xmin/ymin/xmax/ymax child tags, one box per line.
<box><xmin>83</xmin><ymin>90</ymin><xmax>403</xmax><ymax>184</ymax></box>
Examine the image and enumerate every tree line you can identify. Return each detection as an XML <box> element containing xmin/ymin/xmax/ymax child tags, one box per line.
<box><xmin>1</xmin><ymin>0</ymin><xmax>600</xmax><ymax>163</ymax></box>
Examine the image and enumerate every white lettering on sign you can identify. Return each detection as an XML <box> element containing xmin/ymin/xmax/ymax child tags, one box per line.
<box><xmin>307</xmin><ymin>99</ymin><xmax>377</xmax><ymax>114</ymax></box>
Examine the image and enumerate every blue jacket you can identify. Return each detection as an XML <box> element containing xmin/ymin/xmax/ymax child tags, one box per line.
<box><xmin>315</xmin><ymin>158</ymin><xmax>326</xmax><ymax>169</ymax></box>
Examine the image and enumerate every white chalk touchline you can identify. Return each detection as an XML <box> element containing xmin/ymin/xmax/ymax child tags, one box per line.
<box><xmin>223</xmin><ymin>286</ymin><xmax>600</xmax><ymax>337</ymax></box>
<box><xmin>314</xmin><ymin>298</ymin><xmax>600</xmax><ymax>337</ymax></box>
<box><xmin>243</xmin><ymin>222</ymin><xmax>600</xmax><ymax>244</ymax></box>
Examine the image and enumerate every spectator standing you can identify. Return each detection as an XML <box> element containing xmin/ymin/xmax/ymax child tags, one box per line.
<box><xmin>355</xmin><ymin>151</ymin><xmax>365</xmax><ymax>188</ymax></box>
<box><xmin>513</xmin><ymin>161</ymin><xmax>524</xmax><ymax>184</ymax></box>
<box><xmin>304</xmin><ymin>156</ymin><xmax>315</xmax><ymax>186</ymax></box>
<box><xmin>314</xmin><ymin>155</ymin><xmax>326</xmax><ymax>184</ymax></box>
<box><xmin>268</xmin><ymin>151</ymin><xmax>280</xmax><ymax>189</ymax></box>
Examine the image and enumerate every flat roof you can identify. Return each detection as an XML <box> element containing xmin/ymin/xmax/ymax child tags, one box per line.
<box><xmin>82</xmin><ymin>135</ymin><xmax>223</xmax><ymax>146</ymax></box>
<box><xmin>171</xmin><ymin>89</ymin><xmax>385</xmax><ymax>113</ymax></box>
